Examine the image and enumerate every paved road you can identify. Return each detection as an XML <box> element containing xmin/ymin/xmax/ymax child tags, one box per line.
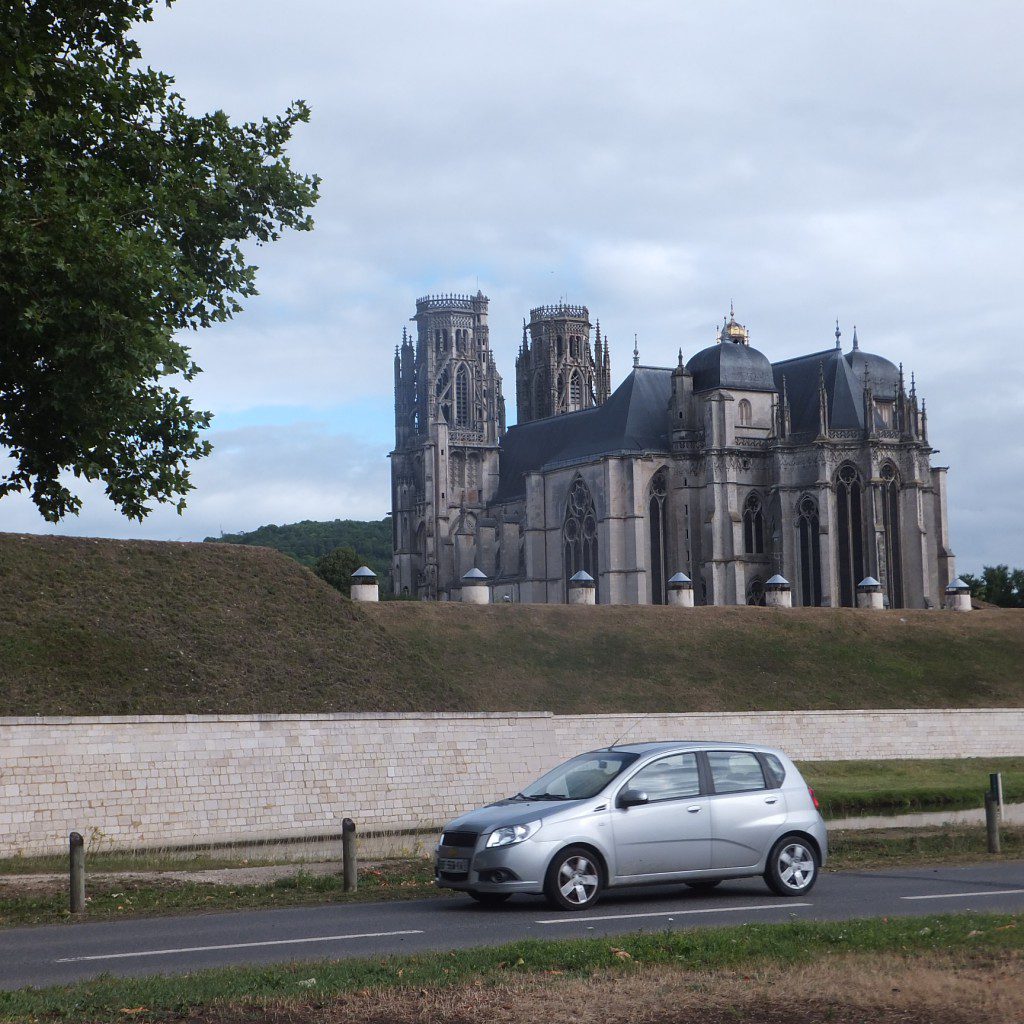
<box><xmin>2</xmin><ymin>861</ymin><xmax>1022</xmax><ymax>990</ymax></box>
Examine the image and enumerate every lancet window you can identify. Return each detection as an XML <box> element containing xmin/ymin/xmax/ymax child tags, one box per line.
<box><xmin>563</xmin><ymin>476</ymin><xmax>599</xmax><ymax>601</ymax></box>
<box><xmin>835</xmin><ymin>464</ymin><xmax>865</xmax><ymax>607</ymax></box>
<box><xmin>880</xmin><ymin>463</ymin><xmax>904</xmax><ymax>609</ymax></box>
<box><xmin>797</xmin><ymin>495</ymin><xmax>822</xmax><ymax>607</ymax></box>
<box><xmin>743</xmin><ymin>493</ymin><xmax>765</xmax><ymax>555</ymax></box>
<box><xmin>648</xmin><ymin>468</ymin><xmax>669</xmax><ymax>605</ymax></box>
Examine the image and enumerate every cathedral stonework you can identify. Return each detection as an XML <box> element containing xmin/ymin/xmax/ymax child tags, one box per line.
<box><xmin>391</xmin><ymin>295</ymin><xmax>955</xmax><ymax>608</ymax></box>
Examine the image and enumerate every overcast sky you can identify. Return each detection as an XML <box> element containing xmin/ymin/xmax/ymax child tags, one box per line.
<box><xmin>3</xmin><ymin>1</ymin><xmax>1022</xmax><ymax>571</ymax></box>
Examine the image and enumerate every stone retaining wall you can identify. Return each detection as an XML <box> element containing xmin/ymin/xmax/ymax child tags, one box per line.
<box><xmin>2</xmin><ymin>709</ymin><xmax>1022</xmax><ymax>856</ymax></box>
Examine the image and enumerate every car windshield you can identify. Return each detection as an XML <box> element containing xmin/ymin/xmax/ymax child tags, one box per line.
<box><xmin>517</xmin><ymin>750</ymin><xmax>640</xmax><ymax>801</ymax></box>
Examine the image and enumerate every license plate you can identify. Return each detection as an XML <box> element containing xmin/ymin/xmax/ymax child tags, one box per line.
<box><xmin>438</xmin><ymin>857</ymin><xmax>469</xmax><ymax>872</ymax></box>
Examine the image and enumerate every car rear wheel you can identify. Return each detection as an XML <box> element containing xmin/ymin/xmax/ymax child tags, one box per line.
<box><xmin>684</xmin><ymin>879</ymin><xmax>722</xmax><ymax>893</ymax></box>
<box><xmin>544</xmin><ymin>847</ymin><xmax>603</xmax><ymax>911</ymax></box>
<box><xmin>764</xmin><ymin>836</ymin><xmax>819</xmax><ymax>896</ymax></box>
<box><xmin>468</xmin><ymin>891</ymin><xmax>511</xmax><ymax>906</ymax></box>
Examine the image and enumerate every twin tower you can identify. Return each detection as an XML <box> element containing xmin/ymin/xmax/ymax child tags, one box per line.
<box><xmin>391</xmin><ymin>292</ymin><xmax>607</xmax><ymax>598</ymax></box>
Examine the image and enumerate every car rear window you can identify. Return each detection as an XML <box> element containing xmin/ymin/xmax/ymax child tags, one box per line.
<box><xmin>707</xmin><ymin>750</ymin><xmax>767</xmax><ymax>793</ymax></box>
<box><xmin>761</xmin><ymin>752</ymin><xmax>787</xmax><ymax>787</ymax></box>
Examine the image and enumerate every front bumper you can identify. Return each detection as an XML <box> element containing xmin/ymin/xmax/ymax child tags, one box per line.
<box><xmin>435</xmin><ymin>839</ymin><xmax>550</xmax><ymax>895</ymax></box>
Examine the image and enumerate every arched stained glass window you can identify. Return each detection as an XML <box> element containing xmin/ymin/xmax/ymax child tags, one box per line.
<box><xmin>797</xmin><ymin>495</ymin><xmax>822</xmax><ymax>607</ymax></box>
<box><xmin>738</xmin><ymin>398</ymin><xmax>752</xmax><ymax>426</ymax></box>
<box><xmin>835</xmin><ymin>464</ymin><xmax>865</xmax><ymax>607</ymax></box>
<box><xmin>435</xmin><ymin>367</ymin><xmax>451</xmax><ymax>424</ymax></box>
<box><xmin>455</xmin><ymin>364</ymin><xmax>470</xmax><ymax>426</ymax></box>
<box><xmin>563</xmin><ymin>476</ymin><xmax>599</xmax><ymax>601</ymax></box>
<box><xmin>743</xmin><ymin>493</ymin><xmax>765</xmax><ymax>555</ymax></box>
<box><xmin>648</xmin><ymin>468</ymin><xmax>669</xmax><ymax>605</ymax></box>
<box><xmin>880</xmin><ymin>463</ymin><xmax>903</xmax><ymax>609</ymax></box>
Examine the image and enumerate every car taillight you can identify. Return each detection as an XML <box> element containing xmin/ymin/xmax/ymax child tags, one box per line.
<box><xmin>808</xmin><ymin>786</ymin><xmax>820</xmax><ymax>810</ymax></box>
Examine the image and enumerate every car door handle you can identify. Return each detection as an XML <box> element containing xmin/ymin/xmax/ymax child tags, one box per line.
<box><xmin>687</xmin><ymin>805</ymin><xmax>701</xmax><ymax>813</ymax></box>
<box><xmin>765</xmin><ymin>797</ymin><xmax>779</xmax><ymax>804</ymax></box>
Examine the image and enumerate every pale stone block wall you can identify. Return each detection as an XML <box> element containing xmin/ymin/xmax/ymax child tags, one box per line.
<box><xmin>2</xmin><ymin>709</ymin><xmax>1022</xmax><ymax>856</ymax></box>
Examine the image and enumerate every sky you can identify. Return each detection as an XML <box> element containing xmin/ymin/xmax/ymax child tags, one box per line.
<box><xmin>2</xmin><ymin>0</ymin><xmax>1022</xmax><ymax>571</ymax></box>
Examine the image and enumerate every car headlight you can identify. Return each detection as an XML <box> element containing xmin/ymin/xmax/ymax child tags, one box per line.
<box><xmin>485</xmin><ymin>820</ymin><xmax>542</xmax><ymax>848</ymax></box>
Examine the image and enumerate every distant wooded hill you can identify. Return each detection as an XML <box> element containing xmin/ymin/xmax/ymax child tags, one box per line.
<box><xmin>204</xmin><ymin>519</ymin><xmax>391</xmax><ymax>577</ymax></box>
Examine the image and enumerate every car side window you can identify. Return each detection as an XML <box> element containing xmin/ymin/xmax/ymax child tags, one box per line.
<box><xmin>626</xmin><ymin>753</ymin><xmax>701</xmax><ymax>802</ymax></box>
<box><xmin>707</xmin><ymin>750</ymin><xmax>767</xmax><ymax>794</ymax></box>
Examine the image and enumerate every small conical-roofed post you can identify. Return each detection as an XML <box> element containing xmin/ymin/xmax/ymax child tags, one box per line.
<box><xmin>350</xmin><ymin>566</ymin><xmax>379</xmax><ymax>603</ymax></box>
<box><xmin>568</xmin><ymin>570</ymin><xmax>596</xmax><ymax>605</ymax></box>
<box><xmin>667</xmin><ymin>571</ymin><xmax>694</xmax><ymax>607</ymax></box>
<box><xmin>857</xmin><ymin>576</ymin><xmax>884</xmax><ymax>610</ymax></box>
<box><xmin>461</xmin><ymin>567</ymin><xmax>491</xmax><ymax>605</ymax></box>
<box><xmin>945</xmin><ymin>577</ymin><xmax>972</xmax><ymax>612</ymax></box>
<box><xmin>764</xmin><ymin>574</ymin><xmax>792</xmax><ymax>608</ymax></box>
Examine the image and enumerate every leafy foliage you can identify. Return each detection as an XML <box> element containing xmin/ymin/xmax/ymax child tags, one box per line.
<box><xmin>0</xmin><ymin>1</ymin><xmax>319</xmax><ymax>521</ymax></box>
<box><xmin>314</xmin><ymin>546</ymin><xmax>363</xmax><ymax>596</ymax></box>
<box><xmin>960</xmin><ymin>566</ymin><xmax>1024</xmax><ymax>608</ymax></box>
<box><xmin>206</xmin><ymin>519</ymin><xmax>392</xmax><ymax>576</ymax></box>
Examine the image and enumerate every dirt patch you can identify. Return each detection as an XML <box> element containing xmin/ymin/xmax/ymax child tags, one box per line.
<box><xmin>140</xmin><ymin>951</ymin><xmax>1024</xmax><ymax>1024</ymax></box>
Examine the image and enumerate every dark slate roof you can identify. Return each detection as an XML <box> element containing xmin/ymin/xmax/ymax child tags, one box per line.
<box><xmin>686</xmin><ymin>342</ymin><xmax>776</xmax><ymax>393</ymax></box>
<box><xmin>772</xmin><ymin>347</ymin><xmax>864</xmax><ymax>433</ymax></box>
<box><xmin>494</xmin><ymin>366</ymin><xmax>672</xmax><ymax>503</ymax></box>
<box><xmin>845</xmin><ymin>349</ymin><xmax>900</xmax><ymax>399</ymax></box>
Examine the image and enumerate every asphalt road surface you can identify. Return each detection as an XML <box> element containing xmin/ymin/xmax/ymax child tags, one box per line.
<box><xmin>1</xmin><ymin>861</ymin><xmax>1022</xmax><ymax>990</ymax></box>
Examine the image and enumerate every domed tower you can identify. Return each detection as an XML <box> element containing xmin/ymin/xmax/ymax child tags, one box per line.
<box><xmin>391</xmin><ymin>292</ymin><xmax>505</xmax><ymax>599</ymax></box>
<box><xmin>515</xmin><ymin>302</ymin><xmax>610</xmax><ymax>423</ymax></box>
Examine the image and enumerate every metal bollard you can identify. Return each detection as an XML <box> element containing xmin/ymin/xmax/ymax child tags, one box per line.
<box><xmin>984</xmin><ymin>793</ymin><xmax>1001</xmax><ymax>855</ymax></box>
<box><xmin>342</xmin><ymin>818</ymin><xmax>358</xmax><ymax>892</ymax></box>
<box><xmin>69</xmin><ymin>832</ymin><xmax>86</xmax><ymax>914</ymax></box>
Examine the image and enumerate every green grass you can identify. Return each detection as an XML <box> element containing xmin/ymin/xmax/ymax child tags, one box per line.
<box><xmin>829</xmin><ymin>824</ymin><xmax>1024</xmax><ymax>868</ymax></box>
<box><xmin>798</xmin><ymin>757</ymin><xmax>1024</xmax><ymax>816</ymax></box>
<box><xmin>0</xmin><ymin>913</ymin><xmax>1019</xmax><ymax>1022</ymax></box>
<box><xmin>0</xmin><ymin>861</ymin><xmax>440</xmax><ymax>929</ymax></box>
<box><xmin>1</xmin><ymin>533</ymin><xmax>1023</xmax><ymax>715</ymax></box>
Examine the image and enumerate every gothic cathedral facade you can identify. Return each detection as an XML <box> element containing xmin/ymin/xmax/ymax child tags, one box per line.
<box><xmin>390</xmin><ymin>293</ymin><xmax>955</xmax><ymax>607</ymax></box>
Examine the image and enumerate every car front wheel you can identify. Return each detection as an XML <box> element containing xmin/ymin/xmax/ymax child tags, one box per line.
<box><xmin>764</xmin><ymin>836</ymin><xmax>819</xmax><ymax>896</ymax></box>
<box><xmin>544</xmin><ymin>847</ymin><xmax>603</xmax><ymax>911</ymax></box>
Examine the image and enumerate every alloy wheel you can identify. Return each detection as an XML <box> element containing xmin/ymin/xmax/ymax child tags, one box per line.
<box><xmin>777</xmin><ymin>842</ymin><xmax>815</xmax><ymax>890</ymax></box>
<box><xmin>557</xmin><ymin>854</ymin><xmax>600</xmax><ymax>906</ymax></box>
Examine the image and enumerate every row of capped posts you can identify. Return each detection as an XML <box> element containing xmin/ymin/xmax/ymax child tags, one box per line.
<box><xmin>348</xmin><ymin>566</ymin><xmax>974</xmax><ymax>611</ymax></box>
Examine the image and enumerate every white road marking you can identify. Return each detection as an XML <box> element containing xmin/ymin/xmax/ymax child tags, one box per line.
<box><xmin>900</xmin><ymin>889</ymin><xmax>1024</xmax><ymax>902</ymax></box>
<box><xmin>536</xmin><ymin>902</ymin><xmax>811</xmax><ymax>925</ymax></box>
<box><xmin>54</xmin><ymin>929</ymin><xmax>424</xmax><ymax>963</ymax></box>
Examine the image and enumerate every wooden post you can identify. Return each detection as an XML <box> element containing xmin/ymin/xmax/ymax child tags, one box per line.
<box><xmin>985</xmin><ymin>793</ymin><xmax>1001</xmax><ymax>854</ymax></box>
<box><xmin>990</xmin><ymin>772</ymin><xmax>1004</xmax><ymax>818</ymax></box>
<box><xmin>342</xmin><ymin>817</ymin><xmax>357</xmax><ymax>892</ymax></box>
<box><xmin>69</xmin><ymin>832</ymin><xmax>85</xmax><ymax>914</ymax></box>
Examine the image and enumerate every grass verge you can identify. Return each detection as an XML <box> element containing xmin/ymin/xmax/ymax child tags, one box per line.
<box><xmin>0</xmin><ymin>860</ymin><xmax>439</xmax><ymax>930</ymax></box>
<box><xmin>0</xmin><ymin>913</ymin><xmax>1020</xmax><ymax>1022</ymax></box>
<box><xmin>798</xmin><ymin>757</ymin><xmax>1024</xmax><ymax>817</ymax></box>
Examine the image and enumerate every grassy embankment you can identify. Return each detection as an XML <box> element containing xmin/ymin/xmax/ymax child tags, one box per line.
<box><xmin>2</xmin><ymin>533</ymin><xmax>1024</xmax><ymax>715</ymax></box>
<box><xmin>0</xmin><ymin>914</ymin><xmax>1020</xmax><ymax>1023</ymax></box>
<box><xmin>2</xmin><ymin>827</ymin><xmax>1022</xmax><ymax>930</ymax></box>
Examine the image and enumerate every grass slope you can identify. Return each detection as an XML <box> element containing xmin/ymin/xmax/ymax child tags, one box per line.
<box><xmin>1</xmin><ymin>532</ymin><xmax>1023</xmax><ymax>715</ymax></box>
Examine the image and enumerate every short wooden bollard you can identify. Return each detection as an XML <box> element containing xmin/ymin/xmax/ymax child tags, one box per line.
<box><xmin>69</xmin><ymin>832</ymin><xmax>86</xmax><ymax>914</ymax></box>
<box><xmin>984</xmin><ymin>793</ymin><xmax>1001</xmax><ymax>855</ymax></box>
<box><xmin>342</xmin><ymin>818</ymin><xmax>357</xmax><ymax>892</ymax></box>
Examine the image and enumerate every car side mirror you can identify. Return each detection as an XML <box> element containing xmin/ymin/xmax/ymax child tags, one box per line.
<box><xmin>618</xmin><ymin>789</ymin><xmax>649</xmax><ymax>808</ymax></box>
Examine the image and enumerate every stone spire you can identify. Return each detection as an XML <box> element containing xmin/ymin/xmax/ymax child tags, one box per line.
<box><xmin>835</xmin><ymin>319</ymin><xmax>842</xmax><ymax>350</ymax></box>
<box><xmin>633</xmin><ymin>333</ymin><xmax>640</xmax><ymax>367</ymax></box>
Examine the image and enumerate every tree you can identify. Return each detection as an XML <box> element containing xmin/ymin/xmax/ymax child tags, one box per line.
<box><xmin>0</xmin><ymin>1</ymin><xmax>319</xmax><ymax>521</ymax></box>
<box><xmin>961</xmin><ymin>566</ymin><xmax>1024</xmax><ymax>608</ymax></box>
<box><xmin>314</xmin><ymin>546</ymin><xmax>364</xmax><ymax>597</ymax></box>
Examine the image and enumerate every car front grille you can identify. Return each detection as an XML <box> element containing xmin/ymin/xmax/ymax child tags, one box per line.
<box><xmin>441</xmin><ymin>830</ymin><xmax>478</xmax><ymax>848</ymax></box>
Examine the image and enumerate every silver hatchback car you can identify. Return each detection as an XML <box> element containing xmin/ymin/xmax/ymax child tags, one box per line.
<box><xmin>435</xmin><ymin>741</ymin><xmax>827</xmax><ymax>910</ymax></box>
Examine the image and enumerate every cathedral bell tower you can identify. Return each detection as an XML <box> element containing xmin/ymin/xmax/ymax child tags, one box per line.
<box><xmin>391</xmin><ymin>292</ymin><xmax>505</xmax><ymax>599</ymax></box>
<box><xmin>515</xmin><ymin>303</ymin><xmax>610</xmax><ymax>423</ymax></box>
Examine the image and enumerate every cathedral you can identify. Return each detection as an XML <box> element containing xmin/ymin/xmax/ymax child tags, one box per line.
<box><xmin>390</xmin><ymin>292</ymin><xmax>955</xmax><ymax>607</ymax></box>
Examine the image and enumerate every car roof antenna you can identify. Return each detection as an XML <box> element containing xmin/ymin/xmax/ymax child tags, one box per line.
<box><xmin>608</xmin><ymin>713</ymin><xmax>647</xmax><ymax>750</ymax></box>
